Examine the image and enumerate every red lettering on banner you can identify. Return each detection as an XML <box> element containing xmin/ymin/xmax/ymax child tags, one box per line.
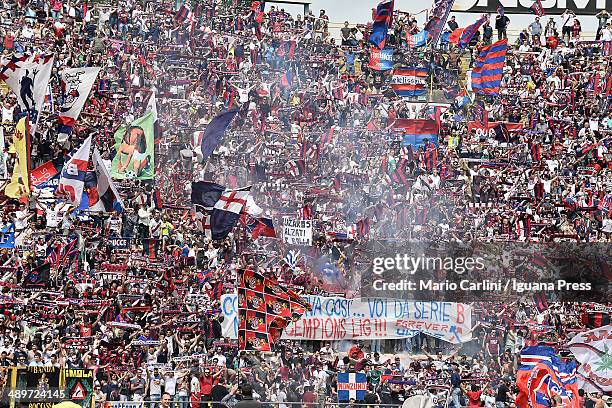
<box><xmin>456</xmin><ymin>304</ymin><xmax>465</xmax><ymax>324</ymax></box>
<box><xmin>337</xmin><ymin>383</ymin><xmax>367</xmax><ymax>391</ymax></box>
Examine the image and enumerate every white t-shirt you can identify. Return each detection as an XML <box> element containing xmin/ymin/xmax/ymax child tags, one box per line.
<box><xmin>15</xmin><ymin>210</ymin><xmax>28</xmax><ymax>230</ymax></box>
<box><xmin>164</xmin><ymin>375</ymin><xmax>177</xmax><ymax>395</ymax></box>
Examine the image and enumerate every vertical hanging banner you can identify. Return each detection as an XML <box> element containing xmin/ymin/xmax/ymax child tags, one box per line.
<box><xmin>111</xmin><ymin>112</ymin><xmax>155</xmax><ymax>180</ymax></box>
<box><xmin>64</xmin><ymin>368</ymin><xmax>95</xmax><ymax>408</ymax></box>
<box><xmin>424</xmin><ymin>0</ymin><xmax>456</xmax><ymax>45</ymax></box>
<box><xmin>282</xmin><ymin>217</ymin><xmax>313</xmax><ymax>246</ymax></box>
<box><xmin>4</xmin><ymin>116</ymin><xmax>32</xmax><ymax>199</ymax></box>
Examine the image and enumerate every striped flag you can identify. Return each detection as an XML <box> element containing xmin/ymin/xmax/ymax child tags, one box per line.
<box><xmin>355</xmin><ymin>218</ymin><xmax>370</xmax><ymax>237</ymax></box>
<box><xmin>533</xmin><ymin>292</ymin><xmax>549</xmax><ymax>313</ymax></box>
<box><xmin>470</xmin><ymin>39</ymin><xmax>508</xmax><ymax>95</ymax></box>
<box><xmin>390</xmin><ymin>67</ymin><xmax>428</xmax><ymax>97</ymax></box>
<box><xmin>457</xmin><ymin>14</ymin><xmax>487</xmax><ymax>49</ymax></box>
<box><xmin>530</xmin><ymin>0</ymin><xmax>545</xmax><ymax>16</ymax></box>
<box><xmin>285</xmin><ymin>160</ymin><xmax>305</xmax><ymax>177</ymax></box>
<box><xmin>175</xmin><ymin>3</ymin><xmax>191</xmax><ymax>23</ymax></box>
<box><xmin>320</xmin><ymin>127</ymin><xmax>335</xmax><ymax>145</ymax></box>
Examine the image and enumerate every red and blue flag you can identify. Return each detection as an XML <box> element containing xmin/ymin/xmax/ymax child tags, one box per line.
<box><xmin>395</xmin><ymin>119</ymin><xmax>439</xmax><ymax>147</ymax></box>
<box><xmin>458</xmin><ymin>14</ymin><xmax>487</xmax><ymax>49</ymax></box>
<box><xmin>391</xmin><ymin>68</ymin><xmax>428</xmax><ymax>97</ymax></box>
<box><xmin>405</xmin><ymin>30</ymin><xmax>428</xmax><ymax>48</ymax></box>
<box><xmin>471</xmin><ymin>38</ymin><xmax>508</xmax><ymax>96</ymax></box>
<box><xmin>368</xmin><ymin>48</ymin><xmax>394</xmax><ymax>71</ymax></box>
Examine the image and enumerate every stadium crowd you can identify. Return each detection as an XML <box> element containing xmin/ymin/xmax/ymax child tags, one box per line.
<box><xmin>0</xmin><ymin>0</ymin><xmax>610</xmax><ymax>407</ymax></box>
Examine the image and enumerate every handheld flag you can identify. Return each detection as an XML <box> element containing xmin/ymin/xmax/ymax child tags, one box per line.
<box><xmin>0</xmin><ymin>224</ymin><xmax>15</xmax><ymax>249</ymax></box>
<box><xmin>369</xmin><ymin>0</ymin><xmax>394</xmax><ymax>49</ymax></box>
<box><xmin>5</xmin><ymin>117</ymin><xmax>32</xmax><ymax>199</ymax></box>
<box><xmin>237</xmin><ymin>269</ymin><xmax>310</xmax><ymax>351</ymax></box>
<box><xmin>57</xmin><ymin>67</ymin><xmax>101</xmax><ymax>139</ymax></box>
<box><xmin>405</xmin><ymin>30</ymin><xmax>428</xmax><ymax>48</ymax></box>
<box><xmin>457</xmin><ymin>15</ymin><xmax>487</xmax><ymax>49</ymax></box>
<box><xmin>0</xmin><ymin>53</ymin><xmax>54</xmax><ymax>132</ymax></box>
<box><xmin>111</xmin><ymin>112</ymin><xmax>155</xmax><ymax>180</ymax></box>
<box><xmin>516</xmin><ymin>346</ymin><xmax>579</xmax><ymax>408</ymax></box>
<box><xmin>57</xmin><ymin>136</ymin><xmax>92</xmax><ymax>206</ymax></box>
<box><xmin>391</xmin><ymin>68</ymin><xmax>428</xmax><ymax>97</ymax></box>
<box><xmin>470</xmin><ymin>39</ymin><xmax>508</xmax><ymax>95</ymax></box>
<box><xmin>530</xmin><ymin>0</ymin><xmax>545</xmax><ymax>16</ymax></box>
<box><xmin>424</xmin><ymin>0</ymin><xmax>455</xmax><ymax>45</ymax></box>
<box><xmin>200</xmin><ymin>109</ymin><xmax>239</xmax><ymax>161</ymax></box>
<box><xmin>89</xmin><ymin>148</ymin><xmax>123</xmax><ymax>212</ymax></box>
<box><xmin>567</xmin><ymin>325</ymin><xmax>612</xmax><ymax>392</ymax></box>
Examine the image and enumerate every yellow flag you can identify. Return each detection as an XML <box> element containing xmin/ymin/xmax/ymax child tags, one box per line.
<box><xmin>5</xmin><ymin>117</ymin><xmax>30</xmax><ymax>198</ymax></box>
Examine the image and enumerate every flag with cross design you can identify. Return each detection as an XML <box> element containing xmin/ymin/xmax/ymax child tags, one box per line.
<box><xmin>191</xmin><ymin>181</ymin><xmax>252</xmax><ymax>240</ymax></box>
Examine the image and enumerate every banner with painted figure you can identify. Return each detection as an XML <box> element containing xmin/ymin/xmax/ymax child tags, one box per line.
<box><xmin>567</xmin><ymin>325</ymin><xmax>612</xmax><ymax>392</ymax></box>
<box><xmin>111</xmin><ymin>112</ymin><xmax>155</xmax><ymax>180</ymax></box>
<box><xmin>58</xmin><ymin>67</ymin><xmax>101</xmax><ymax>139</ymax></box>
<box><xmin>222</xmin><ymin>294</ymin><xmax>472</xmax><ymax>343</ymax></box>
<box><xmin>5</xmin><ymin>117</ymin><xmax>31</xmax><ymax>199</ymax></box>
<box><xmin>0</xmin><ymin>53</ymin><xmax>54</xmax><ymax>132</ymax></box>
<box><xmin>10</xmin><ymin>366</ymin><xmax>63</xmax><ymax>408</ymax></box>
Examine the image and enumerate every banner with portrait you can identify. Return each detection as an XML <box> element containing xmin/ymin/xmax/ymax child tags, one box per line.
<box><xmin>111</xmin><ymin>112</ymin><xmax>155</xmax><ymax>180</ymax></box>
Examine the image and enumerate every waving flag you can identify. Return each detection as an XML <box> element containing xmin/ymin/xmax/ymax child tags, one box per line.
<box><xmin>457</xmin><ymin>14</ymin><xmax>487</xmax><ymax>49</ymax></box>
<box><xmin>391</xmin><ymin>67</ymin><xmax>428</xmax><ymax>97</ymax></box>
<box><xmin>530</xmin><ymin>0</ymin><xmax>545</xmax><ymax>16</ymax></box>
<box><xmin>0</xmin><ymin>224</ymin><xmax>15</xmax><ymax>249</ymax></box>
<box><xmin>405</xmin><ymin>30</ymin><xmax>428</xmax><ymax>48</ymax></box>
<box><xmin>470</xmin><ymin>39</ymin><xmax>508</xmax><ymax>96</ymax></box>
<box><xmin>89</xmin><ymin>148</ymin><xmax>123</xmax><ymax>212</ymax></box>
<box><xmin>424</xmin><ymin>0</ymin><xmax>455</xmax><ymax>45</ymax></box>
<box><xmin>57</xmin><ymin>136</ymin><xmax>92</xmax><ymax>207</ymax></box>
<box><xmin>237</xmin><ymin>269</ymin><xmax>310</xmax><ymax>351</ymax></box>
<box><xmin>369</xmin><ymin>0</ymin><xmax>394</xmax><ymax>49</ymax></box>
<box><xmin>394</xmin><ymin>119</ymin><xmax>439</xmax><ymax>147</ymax></box>
<box><xmin>0</xmin><ymin>53</ymin><xmax>54</xmax><ymax>132</ymax></box>
<box><xmin>246</xmin><ymin>216</ymin><xmax>277</xmax><ymax>239</ymax></box>
<box><xmin>368</xmin><ymin>48</ymin><xmax>394</xmax><ymax>71</ymax></box>
<box><xmin>567</xmin><ymin>325</ymin><xmax>612</xmax><ymax>392</ymax></box>
<box><xmin>5</xmin><ymin>117</ymin><xmax>32</xmax><ymax>199</ymax></box>
<box><xmin>190</xmin><ymin>182</ymin><xmax>250</xmax><ymax>240</ymax></box>
<box><xmin>57</xmin><ymin>67</ymin><xmax>101</xmax><ymax>139</ymax></box>
<box><xmin>516</xmin><ymin>346</ymin><xmax>579</xmax><ymax>408</ymax></box>
<box><xmin>200</xmin><ymin>109</ymin><xmax>239</xmax><ymax>161</ymax></box>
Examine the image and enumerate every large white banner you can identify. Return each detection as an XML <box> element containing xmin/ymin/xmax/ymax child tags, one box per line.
<box><xmin>1</xmin><ymin>53</ymin><xmax>54</xmax><ymax>132</ymax></box>
<box><xmin>567</xmin><ymin>325</ymin><xmax>612</xmax><ymax>392</ymax></box>
<box><xmin>221</xmin><ymin>294</ymin><xmax>472</xmax><ymax>344</ymax></box>
<box><xmin>282</xmin><ymin>217</ymin><xmax>312</xmax><ymax>246</ymax></box>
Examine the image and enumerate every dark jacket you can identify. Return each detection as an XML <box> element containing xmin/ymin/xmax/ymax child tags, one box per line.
<box><xmin>234</xmin><ymin>397</ymin><xmax>262</xmax><ymax>408</ymax></box>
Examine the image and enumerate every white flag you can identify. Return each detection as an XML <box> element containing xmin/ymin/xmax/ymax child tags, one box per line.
<box><xmin>0</xmin><ymin>53</ymin><xmax>54</xmax><ymax>132</ymax></box>
<box><xmin>567</xmin><ymin>325</ymin><xmax>612</xmax><ymax>392</ymax></box>
<box><xmin>58</xmin><ymin>67</ymin><xmax>101</xmax><ymax>137</ymax></box>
